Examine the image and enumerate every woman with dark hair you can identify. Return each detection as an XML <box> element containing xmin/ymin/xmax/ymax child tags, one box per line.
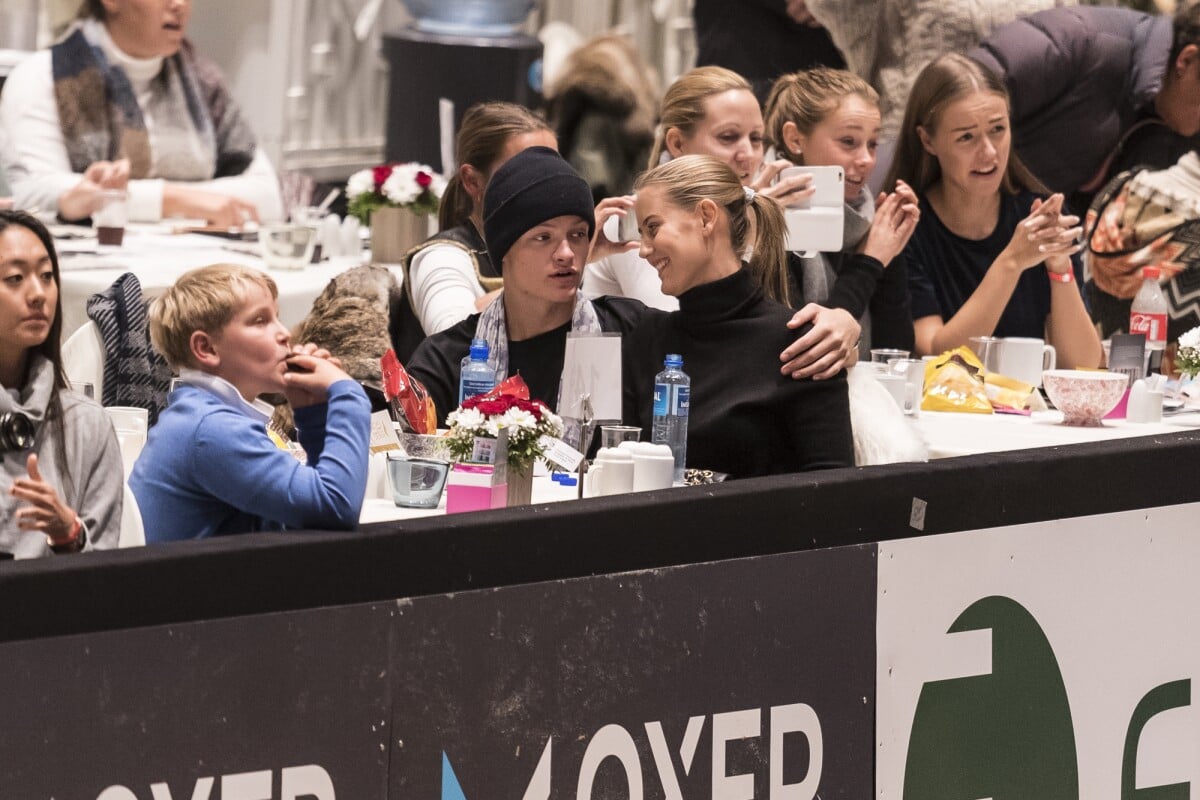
<box><xmin>0</xmin><ymin>210</ymin><xmax>123</xmax><ymax>557</ymax></box>
<box><xmin>886</xmin><ymin>53</ymin><xmax>1102</xmax><ymax>368</ymax></box>
<box><xmin>0</xmin><ymin>0</ymin><xmax>282</xmax><ymax>226</ymax></box>
<box><xmin>392</xmin><ymin>102</ymin><xmax>556</xmax><ymax>362</ymax></box>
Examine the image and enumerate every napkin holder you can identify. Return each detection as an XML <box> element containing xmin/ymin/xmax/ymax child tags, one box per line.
<box><xmin>446</xmin><ymin>429</ymin><xmax>510</xmax><ymax>514</ymax></box>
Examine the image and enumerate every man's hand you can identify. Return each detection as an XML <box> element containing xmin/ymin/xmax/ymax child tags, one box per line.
<box><xmin>780</xmin><ymin>304</ymin><xmax>861</xmax><ymax>380</ymax></box>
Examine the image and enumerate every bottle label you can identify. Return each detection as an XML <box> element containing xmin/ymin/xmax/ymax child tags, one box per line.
<box><xmin>675</xmin><ymin>386</ymin><xmax>690</xmax><ymax>417</ymax></box>
<box><xmin>653</xmin><ymin>383</ymin><xmax>668</xmax><ymax>417</ymax></box>
<box><xmin>653</xmin><ymin>384</ymin><xmax>690</xmax><ymax>417</ymax></box>
<box><xmin>460</xmin><ymin>378</ymin><xmax>495</xmax><ymax>403</ymax></box>
<box><xmin>1130</xmin><ymin>312</ymin><xmax>1168</xmax><ymax>344</ymax></box>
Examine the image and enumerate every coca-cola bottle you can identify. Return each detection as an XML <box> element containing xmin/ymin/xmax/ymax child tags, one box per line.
<box><xmin>1130</xmin><ymin>266</ymin><xmax>1168</xmax><ymax>372</ymax></box>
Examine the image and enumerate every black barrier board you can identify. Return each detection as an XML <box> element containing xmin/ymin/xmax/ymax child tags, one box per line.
<box><xmin>389</xmin><ymin>545</ymin><xmax>876</xmax><ymax>799</ymax></box>
<box><xmin>0</xmin><ymin>603</ymin><xmax>392</xmax><ymax>799</ymax></box>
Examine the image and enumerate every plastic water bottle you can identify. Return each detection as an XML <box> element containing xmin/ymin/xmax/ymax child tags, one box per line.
<box><xmin>458</xmin><ymin>338</ymin><xmax>496</xmax><ymax>404</ymax></box>
<box><xmin>651</xmin><ymin>354</ymin><xmax>690</xmax><ymax>483</ymax></box>
<box><xmin>1130</xmin><ymin>266</ymin><xmax>1168</xmax><ymax>371</ymax></box>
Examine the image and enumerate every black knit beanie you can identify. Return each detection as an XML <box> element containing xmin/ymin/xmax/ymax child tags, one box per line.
<box><xmin>483</xmin><ymin>146</ymin><xmax>595</xmax><ymax>269</ymax></box>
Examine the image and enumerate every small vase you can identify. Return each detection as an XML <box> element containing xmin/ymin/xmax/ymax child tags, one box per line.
<box><xmin>371</xmin><ymin>206</ymin><xmax>430</xmax><ymax>264</ymax></box>
<box><xmin>506</xmin><ymin>464</ymin><xmax>533</xmax><ymax>507</ymax></box>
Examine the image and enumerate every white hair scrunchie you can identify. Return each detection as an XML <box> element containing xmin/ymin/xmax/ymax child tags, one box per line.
<box><xmin>744</xmin><ymin>186</ymin><xmax>756</xmax><ymax>203</ymax></box>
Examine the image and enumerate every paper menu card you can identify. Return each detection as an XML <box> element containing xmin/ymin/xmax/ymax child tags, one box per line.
<box><xmin>558</xmin><ymin>333</ymin><xmax>622</xmax><ymax>421</ymax></box>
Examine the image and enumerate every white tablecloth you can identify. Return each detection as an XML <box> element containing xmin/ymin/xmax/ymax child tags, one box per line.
<box><xmin>914</xmin><ymin>408</ymin><xmax>1200</xmax><ymax>459</ymax></box>
<box><xmin>55</xmin><ymin>224</ymin><xmax>368</xmax><ymax>339</ymax></box>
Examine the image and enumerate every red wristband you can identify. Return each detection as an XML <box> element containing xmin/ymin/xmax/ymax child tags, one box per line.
<box><xmin>1047</xmin><ymin>269</ymin><xmax>1073</xmax><ymax>283</ymax></box>
<box><xmin>48</xmin><ymin>516</ymin><xmax>85</xmax><ymax>554</ymax></box>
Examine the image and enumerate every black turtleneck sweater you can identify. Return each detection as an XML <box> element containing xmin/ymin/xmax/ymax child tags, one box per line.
<box><xmin>622</xmin><ymin>268</ymin><xmax>854</xmax><ymax>479</ymax></box>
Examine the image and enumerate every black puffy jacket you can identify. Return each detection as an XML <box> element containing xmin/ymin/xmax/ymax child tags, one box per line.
<box><xmin>970</xmin><ymin>6</ymin><xmax>1170</xmax><ymax>195</ymax></box>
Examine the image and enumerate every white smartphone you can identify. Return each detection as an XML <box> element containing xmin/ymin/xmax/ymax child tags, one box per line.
<box><xmin>601</xmin><ymin>209</ymin><xmax>640</xmax><ymax>243</ymax></box>
<box><xmin>780</xmin><ymin>165</ymin><xmax>844</xmax><ymax>254</ymax></box>
<box><xmin>617</xmin><ymin>208</ymin><xmax>640</xmax><ymax>242</ymax></box>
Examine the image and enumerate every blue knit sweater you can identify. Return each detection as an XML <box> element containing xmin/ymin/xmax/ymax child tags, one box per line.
<box><xmin>131</xmin><ymin>379</ymin><xmax>370</xmax><ymax>542</ymax></box>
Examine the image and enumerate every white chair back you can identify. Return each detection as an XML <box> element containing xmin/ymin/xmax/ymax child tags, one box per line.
<box><xmin>119</xmin><ymin>483</ymin><xmax>145</xmax><ymax>548</ymax></box>
<box><xmin>107</xmin><ymin>407</ymin><xmax>149</xmax><ymax>479</ymax></box>
<box><xmin>62</xmin><ymin>320</ymin><xmax>105</xmax><ymax>399</ymax></box>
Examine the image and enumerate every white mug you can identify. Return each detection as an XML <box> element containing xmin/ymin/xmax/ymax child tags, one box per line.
<box><xmin>994</xmin><ymin>337</ymin><xmax>1056</xmax><ymax>387</ymax></box>
<box><xmin>619</xmin><ymin>441</ymin><xmax>675</xmax><ymax>491</ymax></box>
<box><xmin>587</xmin><ymin>447</ymin><xmax>634</xmax><ymax>497</ymax></box>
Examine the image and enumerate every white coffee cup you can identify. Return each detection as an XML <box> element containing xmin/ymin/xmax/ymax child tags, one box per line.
<box><xmin>618</xmin><ymin>441</ymin><xmax>675</xmax><ymax>491</ymax></box>
<box><xmin>994</xmin><ymin>337</ymin><xmax>1056</xmax><ymax>387</ymax></box>
<box><xmin>588</xmin><ymin>447</ymin><xmax>634</xmax><ymax>496</ymax></box>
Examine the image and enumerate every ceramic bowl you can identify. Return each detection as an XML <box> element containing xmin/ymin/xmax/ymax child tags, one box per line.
<box><xmin>1042</xmin><ymin>369</ymin><xmax>1129</xmax><ymax>426</ymax></box>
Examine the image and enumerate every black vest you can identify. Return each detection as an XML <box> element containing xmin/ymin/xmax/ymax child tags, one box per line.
<box><xmin>390</xmin><ymin>224</ymin><xmax>501</xmax><ymax>364</ymax></box>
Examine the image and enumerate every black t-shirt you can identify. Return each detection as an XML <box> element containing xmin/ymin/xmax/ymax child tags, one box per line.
<box><xmin>406</xmin><ymin>296</ymin><xmax>648</xmax><ymax>425</ymax></box>
<box><xmin>904</xmin><ymin>191</ymin><xmax>1086</xmax><ymax>339</ymax></box>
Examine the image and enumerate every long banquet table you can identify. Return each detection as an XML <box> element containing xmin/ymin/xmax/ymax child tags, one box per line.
<box><xmin>54</xmin><ymin>223</ymin><xmax>367</xmax><ymax>339</ymax></box>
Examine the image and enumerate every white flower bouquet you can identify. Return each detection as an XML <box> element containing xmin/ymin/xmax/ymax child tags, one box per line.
<box><xmin>346</xmin><ymin>162</ymin><xmax>447</xmax><ymax>224</ymax></box>
<box><xmin>1176</xmin><ymin>325</ymin><xmax>1200</xmax><ymax>379</ymax></box>
<box><xmin>444</xmin><ymin>379</ymin><xmax>564</xmax><ymax>471</ymax></box>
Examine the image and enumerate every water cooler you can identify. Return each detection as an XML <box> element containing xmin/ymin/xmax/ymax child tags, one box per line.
<box><xmin>382</xmin><ymin>27</ymin><xmax>543</xmax><ymax>172</ymax></box>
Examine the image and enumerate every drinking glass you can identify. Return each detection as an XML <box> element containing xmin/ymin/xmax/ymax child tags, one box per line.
<box><xmin>387</xmin><ymin>454</ymin><xmax>450</xmax><ymax>508</ymax></box>
<box><xmin>599</xmin><ymin>425</ymin><xmax>641</xmax><ymax>449</ymax></box>
<box><xmin>259</xmin><ymin>223</ymin><xmax>318</xmax><ymax>270</ymax></box>
<box><xmin>871</xmin><ymin>348</ymin><xmax>909</xmax><ymax>364</ymax></box>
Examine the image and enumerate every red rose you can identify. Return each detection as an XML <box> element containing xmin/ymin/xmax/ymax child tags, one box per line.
<box><xmin>372</xmin><ymin>164</ymin><xmax>393</xmax><ymax>189</ymax></box>
<box><xmin>461</xmin><ymin>396</ymin><xmax>479</xmax><ymax>410</ymax></box>
<box><xmin>416</xmin><ymin>171</ymin><xmax>433</xmax><ymax>189</ymax></box>
<box><xmin>514</xmin><ymin>398</ymin><xmax>543</xmax><ymax>419</ymax></box>
<box><xmin>476</xmin><ymin>399</ymin><xmax>509</xmax><ymax>417</ymax></box>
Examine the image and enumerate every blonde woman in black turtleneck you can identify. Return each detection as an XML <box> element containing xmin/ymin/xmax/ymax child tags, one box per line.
<box><xmin>621</xmin><ymin>155</ymin><xmax>853</xmax><ymax>479</ymax></box>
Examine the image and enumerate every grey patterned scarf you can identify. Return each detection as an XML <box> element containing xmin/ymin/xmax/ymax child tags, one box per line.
<box><xmin>474</xmin><ymin>291</ymin><xmax>604</xmax><ymax>382</ymax></box>
<box><xmin>51</xmin><ymin>22</ymin><xmax>256</xmax><ymax>181</ymax></box>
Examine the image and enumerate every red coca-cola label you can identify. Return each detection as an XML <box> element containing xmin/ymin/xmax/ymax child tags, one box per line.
<box><xmin>1130</xmin><ymin>312</ymin><xmax>1168</xmax><ymax>343</ymax></box>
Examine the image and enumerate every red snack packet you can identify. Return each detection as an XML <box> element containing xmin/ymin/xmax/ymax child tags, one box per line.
<box><xmin>380</xmin><ymin>349</ymin><xmax>437</xmax><ymax>434</ymax></box>
<box><xmin>479</xmin><ymin>374</ymin><xmax>530</xmax><ymax>402</ymax></box>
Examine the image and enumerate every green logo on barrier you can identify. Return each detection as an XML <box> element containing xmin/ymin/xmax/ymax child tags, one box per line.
<box><xmin>904</xmin><ymin>595</ymin><xmax>1079</xmax><ymax>800</ymax></box>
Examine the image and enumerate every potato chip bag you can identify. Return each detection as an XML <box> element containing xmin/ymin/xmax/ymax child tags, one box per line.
<box><xmin>921</xmin><ymin>347</ymin><xmax>993</xmax><ymax>413</ymax></box>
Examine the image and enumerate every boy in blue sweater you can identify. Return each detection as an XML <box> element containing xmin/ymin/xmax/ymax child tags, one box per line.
<box><xmin>130</xmin><ymin>264</ymin><xmax>371</xmax><ymax>542</ymax></box>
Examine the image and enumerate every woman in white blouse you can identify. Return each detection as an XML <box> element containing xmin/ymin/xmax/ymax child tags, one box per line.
<box><xmin>0</xmin><ymin>0</ymin><xmax>282</xmax><ymax>226</ymax></box>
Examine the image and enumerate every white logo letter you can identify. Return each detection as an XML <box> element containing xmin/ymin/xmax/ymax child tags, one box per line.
<box><xmin>712</xmin><ymin>709</ymin><xmax>759</xmax><ymax>800</ymax></box>
<box><xmin>770</xmin><ymin>703</ymin><xmax>822</xmax><ymax>799</ymax></box>
<box><xmin>577</xmin><ymin>724</ymin><xmax>643</xmax><ymax>800</ymax></box>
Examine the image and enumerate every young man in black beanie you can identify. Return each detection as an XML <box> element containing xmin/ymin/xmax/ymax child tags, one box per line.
<box><xmin>406</xmin><ymin>147</ymin><xmax>648</xmax><ymax>422</ymax></box>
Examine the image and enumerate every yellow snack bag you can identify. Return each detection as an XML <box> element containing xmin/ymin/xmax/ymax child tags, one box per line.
<box><xmin>921</xmin><ymin>347</ymin><xmax>993</xmax><ymax>413</ymax></box>
<box><xmin>983</xmin><ymin>372</ymin><xmax>1036</xmax><ymax>412</ymax></box>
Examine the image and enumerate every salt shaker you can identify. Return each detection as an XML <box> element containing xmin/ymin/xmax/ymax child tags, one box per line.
<box><xmin>320</xmin><ymin>214</ymin><xmax>344</xmax><ymax>258</ymax></box>
<box><xmin>340</xmin><ymin>216</ymin><xmax>363</xmax><ymax>260</ymax></box>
